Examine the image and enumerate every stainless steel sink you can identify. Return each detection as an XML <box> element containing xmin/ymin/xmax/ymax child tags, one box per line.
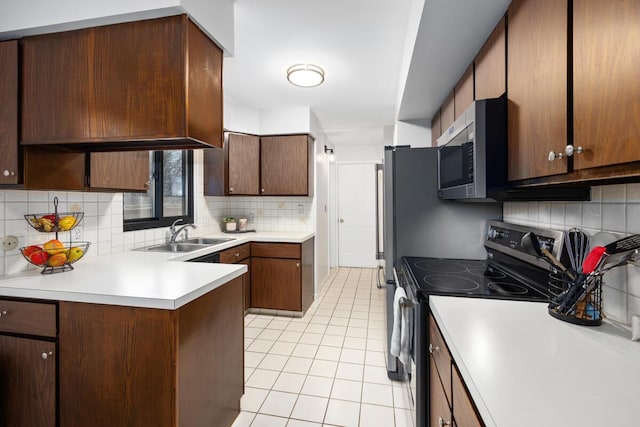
<box><xmin>135</xmin><ymin>237</ymin><xmax>235</xmax><ymax>253</ymax></box>
<box><xmin>182</xmin><ymin>237</ymin><xmax>235</xmax><ymax>245</ymax></box>
<box><xmin>142</xmin><ymin>243</ymin><xmax>210</xmax><ymax>253</ymax></box>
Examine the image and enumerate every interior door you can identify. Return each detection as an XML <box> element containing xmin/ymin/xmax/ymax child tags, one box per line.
<box><xmin>337</xmin><ymin>163</ymin><xmax>377</xmax><ymax>268</ymax></box>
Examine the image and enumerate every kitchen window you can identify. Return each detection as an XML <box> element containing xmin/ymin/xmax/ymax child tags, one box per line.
<box><xmin>123</xmin><ymin>150</ymin><xmax>194</xmax><ymax>231</ymax></box>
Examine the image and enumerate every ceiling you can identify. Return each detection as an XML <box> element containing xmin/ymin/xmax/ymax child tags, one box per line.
<box><xmin>223</xmin><ymin>0</ymin><xmax>511</xmax><ymax>146</ymax></box>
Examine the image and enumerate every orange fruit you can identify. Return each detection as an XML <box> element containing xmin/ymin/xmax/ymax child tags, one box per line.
<box><xmin>48</xmin><ymin>253</ymin><xmax>67</xmax><ymax>267</ymax></box>
<box><xmin>43</xmin><ymin>239</ymin><xmax>66</xmax><ymax>255</ymax></box>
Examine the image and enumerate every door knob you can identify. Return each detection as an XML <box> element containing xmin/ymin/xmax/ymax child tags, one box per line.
<box><xmin>339</xmin><ymin>219</ymin><xmax>344</xmax><ymax>223</ymax></box>
<box><xmin>41</xmin><ymin>351</ymin><xmax>53</xmax><ymax>360</ymax></box>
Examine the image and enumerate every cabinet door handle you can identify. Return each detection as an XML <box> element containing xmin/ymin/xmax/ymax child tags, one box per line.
<box><xmin>296</xmin><ymin>262</ymin><xmax>300</xmax><ymax>268</ymax></box>
<box><xmin>428</xmin><ymin>343</ymin><xmax>439</xmax><ymax>354</ymax></box>
<box><xmin>235</xmin><ymin>253</ymin><xmax>240</xmax><ymax>257</ymax></box>
<box><xmin>3</xmin><ymin>170</ymin><xmax>15</xmax><ymax>177</ymax></box>
<box><xmin>144</xmin><ymin>181</ymin><xmax>151</xmax><ymax>187</ymax></box>
<box><xmin>261</xmin><ymin>188</ymin><xmax>265</xmax><ymax>193</ymax></box>
<box><xmin>229</xmin><ymin>187</ymin><xmax>234</xmax><ymax>192</ymax></box>
<box><xmin>565</xmin><ymin>145</ymin><xmax>584</xmax><ymax>157</ymax></box>
<box><xmin>547</xmin><ymin>151</ymin><xmax>564</xmax><ymax>161</ymax></box>
<box><xmin>438</xmin><ymin>417</ymin><xmax>451</xmax><ymax>427</ymax></box>
<box><xmin>41</xmin><ymin>351</ymin><xmax>53</xmax><ymax>360</ymax></box>
<box><xmin>0</xmin><ymin>310</ymin><xmax>7</xmax><ymax>317</ymax></box>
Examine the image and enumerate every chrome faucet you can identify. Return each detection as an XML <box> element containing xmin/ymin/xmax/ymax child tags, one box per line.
<box><xmin>169</xmin><ymin>219</ymin><xmax>197</xmax><ymax>243</ymax></box>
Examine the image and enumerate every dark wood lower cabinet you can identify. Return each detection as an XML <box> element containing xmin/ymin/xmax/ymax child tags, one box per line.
<box><xmin>252</xmin><ymin>257</ymin><xmax>302</xmax><ymax>311</ymax></box>
<box><xmin>429</xmin><ymin>314</ymin><xmax>484</xmax><ymax>427</ymax></box>
<box><xmin>59</xmin><ymin>277</ymin><xmax>244</xmax><ymax>427</ymax></box>
<box><xmin>0</xmin><ymin>335</ymin><xmax>56</xmax><ymax>427</ymax></box>
<box><xmin>240</xmin><ymin>258</ymin><xmax>252</xmax><ymax>311</ymax></box>
<box><xmin>429</xmin><ymin>356</ymin><xmax>452</xmax><ymax>427</ymax></box>
<box><xmin>250</xmin><ymin>239</ymin><xmax>314</xmax><ymax>312</ymax></box>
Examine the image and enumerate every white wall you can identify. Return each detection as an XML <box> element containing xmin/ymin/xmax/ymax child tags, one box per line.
<box><xmin>394</xmin><ymin>119</ymin><xmax>431</xmax><ymax>148</ymax></box>
<box><xmin>311</xmin><ymin>112</ymin><xmax>330</xmax><ymax>293</ymax></box>
<box><xmin>224</xmin><ymin>102</ymin><xmax>261</xmax><ymax>135</ymax></box>
<box><xmin>0</xmin><ymin>0</ymin><xmax>235</xmax><ymax>54</ymax></box>
<box><xmin>260</xmin><ymin>107</ymin><xmax>312</xmax><ymax>136</ymax></box>
<box><xmin>333</xmin><ymin>144</ymin><xmax>384</xmax><ymax>163</ymax></box>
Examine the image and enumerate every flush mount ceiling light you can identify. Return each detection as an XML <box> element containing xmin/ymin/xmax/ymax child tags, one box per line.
<box><xmin>287</xmin><ymin>63</ymin><xmax>325</xmax><ymax>87</ymax></box>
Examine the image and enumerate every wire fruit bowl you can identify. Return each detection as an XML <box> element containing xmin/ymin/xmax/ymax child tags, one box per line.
<box><xmin>25</xmin><ymin>212</ymin><xmax>84</xmax><ymax>233</ymax></box>
<box><xmin>20</xmin><ymin>242</ymin><xmax>91</xmax><ymax>274</ymax></box>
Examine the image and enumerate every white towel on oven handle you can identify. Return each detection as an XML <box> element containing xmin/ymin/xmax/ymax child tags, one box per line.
<box><xmin>390</xmin><ymin>286</ymin><xmax>406</xmax><ymax>358</ymax></box>
<box><xmin>399</xmin><ymin>303</ymin><xmax>413</xmax><ymax>366</ymax></box>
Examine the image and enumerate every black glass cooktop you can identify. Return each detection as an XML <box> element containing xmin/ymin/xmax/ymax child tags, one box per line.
<box><xmin>402</xmin><ymin>256</ymin><xmax>549</xmax><ymax>301</ymax></box>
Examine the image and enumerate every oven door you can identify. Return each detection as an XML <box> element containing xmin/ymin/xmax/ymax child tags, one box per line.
<box><xmin>397</xmin><ymin>269</ymin><xmax>426</xmax><ymax>427</ymax></box>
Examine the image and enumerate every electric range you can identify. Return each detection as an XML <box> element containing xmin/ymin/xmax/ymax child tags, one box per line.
<box><xmin>394</xmin><ymin>221</ymin><xmax>565</xmax><ymax>427</ymax></box>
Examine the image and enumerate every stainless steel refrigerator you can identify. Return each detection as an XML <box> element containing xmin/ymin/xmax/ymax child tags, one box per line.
<box><xmin>380</xmin><ymin>145</ymin><xmax>503</xmax><ymax>378</ymax></box>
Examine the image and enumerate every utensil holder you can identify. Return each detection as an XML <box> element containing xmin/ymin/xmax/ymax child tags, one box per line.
<box><xmin>548</xmin><ymin>269</ymin><xmax>602</xmax><ymax>326</ymax></box>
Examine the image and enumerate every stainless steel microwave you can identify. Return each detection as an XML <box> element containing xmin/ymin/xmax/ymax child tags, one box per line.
<box><xmin>437</xmin><ymin>94</ymin><xmax>507</xmax><ymax>200</ymax></box>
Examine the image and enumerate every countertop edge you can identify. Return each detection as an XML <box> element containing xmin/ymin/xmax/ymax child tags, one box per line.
<box><xmin>429</xmin><ymin>296</ymin><xmax>497</xmax><ymax>427</ymax></box>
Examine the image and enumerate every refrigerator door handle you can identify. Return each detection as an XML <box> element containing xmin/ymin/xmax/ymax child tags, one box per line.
<box><xmin>375</xmin><ymin>163</ymin><xmax>384</xmax><ymax>260</ymax></box>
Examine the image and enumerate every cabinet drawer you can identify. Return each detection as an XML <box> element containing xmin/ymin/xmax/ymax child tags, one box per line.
<box><xmin>429</xmin><ymin>314</ymin><xmax>452</xmax><ymax>405</ymax></box>
<box><xmin>219</xmin><ymin>243</ymin><xmax>250</xmax><ymax>263</ymax></box>
<box><xmin>0</xmin><ymin>300</ymin><xmax>57</xmax><ymax>337</ymax></box>
<box><xmin>251</xmin><ymin>242</ymin><xmax>301</xmax><ymax>259</ymax></box>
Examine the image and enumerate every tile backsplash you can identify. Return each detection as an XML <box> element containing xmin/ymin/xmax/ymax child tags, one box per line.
<box><xmin>0</xmin><ymin>150</ymin><xmax>314</xmax><ymax>276</ymax></box>
<box><xmin>504</xmin><ymin>183</ymin><xmax>640</xmax><ymax>325</ymax></box>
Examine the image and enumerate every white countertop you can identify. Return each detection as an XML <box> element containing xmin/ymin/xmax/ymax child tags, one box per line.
<box><xmin>0</xmin><ymin>231</ymin><xmax>314</xmax><ymax>310</ymax></box>
<box><xmin>429</xmin><ymin>296</ymin><xmax>640</xmax><ymax>427</ymax></box>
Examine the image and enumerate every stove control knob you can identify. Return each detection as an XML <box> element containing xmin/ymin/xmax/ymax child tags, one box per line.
<box><xmin>487</xmin><ymin>228</ymin><xmax>503</xmax><ymax>240</ymax></box>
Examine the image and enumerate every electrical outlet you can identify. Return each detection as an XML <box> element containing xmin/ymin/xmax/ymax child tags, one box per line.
<box><xmin>1</xmin><ymin>236</ymin><xmax>19</xmax><ymax>251</ymax></box>
<box><xmin>71</xmin><ymin>228</ymin><xmax>82</xmax><ymax>241</ymax></box>
<box><xmin>249</xmin><ymin>213</ymin><xmax>255</xmax><ymax>222</ymax></box>
<box><xmin>298</xmin><ymin>204</ymin><xmax>305</xmax><ymax>215</ymax></box>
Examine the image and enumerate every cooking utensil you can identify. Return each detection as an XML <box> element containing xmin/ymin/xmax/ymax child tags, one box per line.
<box><xmin>564</xmin><ymin>228</ymin><xmax>590</xmax><ymax>272</ymax></box>
<box><xmin>522</xmin><ymin>232</ymin><xmax>575</xmax><ymax>280</ymax></box>
<box><xmin>558</xmin><ymin>245</ymin><xmax>639</xmax><ymax>315</ymax></box>
<box><xmin>564</xmin><ymin>251</ymin><xmax>636</xmax><ymax>315</ymax></box>
<box><xmin>603</xmin><ymin>234</ymin><xmax>640</xmax><ymax>255</ymax></box>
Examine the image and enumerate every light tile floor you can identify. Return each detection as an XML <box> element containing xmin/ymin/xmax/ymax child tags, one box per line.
<box><xmin>232</xmin><ymin>267</ymin><xmax>413</xmax><ymax>427</ymax></box>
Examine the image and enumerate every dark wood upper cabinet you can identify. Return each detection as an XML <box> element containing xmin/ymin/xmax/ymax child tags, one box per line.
<box><xmin>475</xmin><ymin>17</ymin><xmax>506</xmax><ymax>100</ymax></box>
<box><xmin>260</xmin><ymin>135</ymin><xmax>313</xmax><ymax>196</ymax></box>
<box><xmin>89</xmin><ymin>152</ymin><xmax>150</xmax><ymax>191</ymax></box>
<box><xmin>441</xmin><ymin>91</ymin><xmax>455</xmax><ymax>133</ymax></box>
<box><xmin>23</xmin><ymin>148</ymin><xmax>150</xmax><ymax>192</ymax></box>
<box><xmin>204</xmin><ymin>133</ymin><xmax>260</xmax><ymax>196</ymax></box>
<box><xmin>431</xmin><ymin>109</ymin><xmax>442</xmax><ymax>147</ymax></box>
<box><xmin>0</xmin><ymin>40</ymin><xmax>19</xmax><ymax>185</ymax></box>
<box><xmin>21</xmin><ymin>15</ymin><xmax>223</xmax><ymax>151</ymax></box>
<box><xmin>507</xmin><ymin>0</ymin><xmax>568</xmax><ymax>181</ymax></box>
<box><xmin>572</xmin><ymin>0</ymin><xmax>640</xmax><ymax>171</ymax></box>
<box><xmin>454</xmin><ymin>65</ymin><xmax>474</xmax><ymax>119</ymax></box>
